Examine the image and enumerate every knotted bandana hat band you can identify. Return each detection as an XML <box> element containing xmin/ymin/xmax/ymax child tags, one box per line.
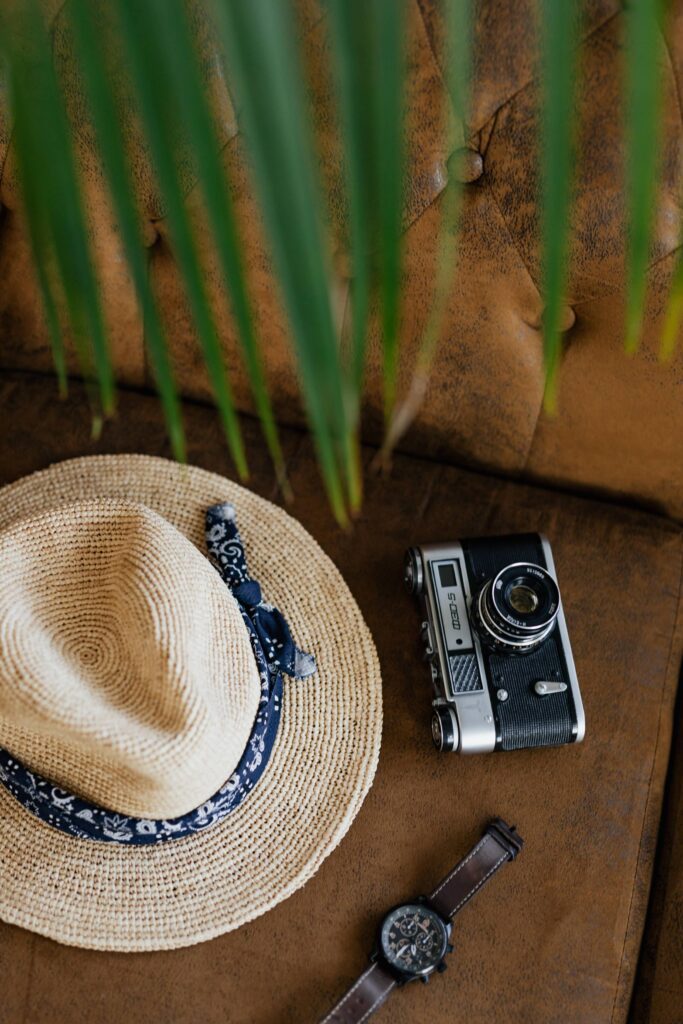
<box><xmin>0</xmin><ymin>502</ymin><xmax>316</xmax><ymax>845</ymax></box>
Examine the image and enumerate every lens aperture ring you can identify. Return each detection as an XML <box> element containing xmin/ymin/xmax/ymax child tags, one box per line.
<box><xmin>473</xmin><ymin>570</ymin><xmax>559</xmax><ymax>653</ymax></box>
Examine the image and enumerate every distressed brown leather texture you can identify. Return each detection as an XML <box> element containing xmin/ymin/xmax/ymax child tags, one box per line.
<box><xmin>0</xmin><ymin>372</ymin><xmax>682</xmax><ymax>1024</ymax></box>
<box><xmin>1</xmin><ymin>1</ymin><xmax>683</xmax><ymax>517</ymax></box>
<box><xmin>2</xmin><ymin>2</ymin><xmax>683</xmax><ymax>1021</ymax></box>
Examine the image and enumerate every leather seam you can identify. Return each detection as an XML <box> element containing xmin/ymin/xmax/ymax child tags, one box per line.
<box><xmin>482</xmin><ymin>175</ymin><xmax>546</xmax><ymax>476</ymax></box>
<box><xmin>450</xmin><ymin>852</ymin><xmax>509</xmax><ymax>916</ymax></box>
<box><xmin>457</xmin><ymin>7</ymin><xmax>622</xmax><ymax>136</ymax></box>
<box><xmin>357</xmin><ymin>983</ymin><xmax>394</xmax><ymax>1024</ymax></box>
<box><xmin>320</xmin><ymin>964</ymin><xmax>376</xmax><ymax>1024</ymax></box>
<box><xmin>610</xmin><ymin>530</ymin><xmax>683</xmax><ymax>1024</ymax></box>
<box><xmin>431</xmin><ymin>834</ymin><xmax>490</xmax><ymax>898</ymax></box>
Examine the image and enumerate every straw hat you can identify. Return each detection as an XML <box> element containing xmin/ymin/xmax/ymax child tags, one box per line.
<box><xmin>0</xmin><ymin>455</ymin><xmax>382</xmax><ymax>951</ymax></box>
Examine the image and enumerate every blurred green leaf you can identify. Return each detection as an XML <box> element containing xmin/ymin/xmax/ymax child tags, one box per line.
<box><xmin>113</xmin><ymin>0</ymin><xmax>247</xmax><ymax>478</ymax></box>
<box><xmin>66</xmin><ymin>0</ymin><xmax>186</xmax><ymax>462</ymax></box>
<box><xmin>371</xmin><ymin>0</ymin><xmax>406</xmax><ymax>425</ymax></box>
<box><xmin>2</xmin><ymin>0</ymin><xmax>114</xmax><ymax>420</ymax></box>
<box><xmin>381</xmin><ymin>0</ymin><xmax>471</xmax><ymax>458</ymax></box>
<box><xmin>6</xmin><ymin>84</ymin><xmax>67</xmax><ymax>399</ymax></box>
<box><xmin>661</xmin><ymin>250</ymin><xmax>683</xmax><ymax>359</ymax></box>
<box><xmin>624</xmin><ymin>0</ymin><xmax>664</xmax><ymax>354</ymax></box>
<box><xmin>145</xmin><ymin>0</ymin><xmax>289</xmax><ymax>493</ymax></box>
<box><xmin>212</xmin><ymin>0</ymin><xmax>350</xmax><ymax>524</ymax></box>
<box><xmin>539</xmin><ymin>0</ymin><xmax>579</xmax><ymax>411</ymax></box>
<box><xmin>326</xmin><ymin>0</ymin><xmax>375</xmax><ymax>509</ymax></box>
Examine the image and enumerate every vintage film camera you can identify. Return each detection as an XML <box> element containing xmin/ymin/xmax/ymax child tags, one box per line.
<box><xmin>404</xmin><ymin>534</ymin><xmax>585</xmax><ymax>753</ymax></box>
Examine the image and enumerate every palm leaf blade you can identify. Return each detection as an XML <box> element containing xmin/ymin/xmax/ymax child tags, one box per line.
<box><xmin>212</xmin><ymin>0</ymin><xmax>350</xmax><ymax>524</ymax></box>
<box><xmin>147</xmin><ymin>0</ymin><xmax>287</xmax><ymax>488</ymax></box>
<box><xmin>540</xmin><ymin>0</ymin><xmax>579</xmax><ymax>411</ymax></box>
<box><xmin>66</xmin><ymin>0</ymin><xmax>186</xmax><ymax>462</ymax></box>
<box><xmin>113</xmin><ymin>0</ymin><xmax>246</xmax><ymax>477</ymax></box>
<box><xmin>371</xmin><ymin>0</ymin><xmax>406</xmax><ymax>424</ymax></box>
<box><xmin>624</xmin><ymin>0</ymin><xmax>664</xmax><ymax>354</ymax></box>
<box><xmin>326</xmin><ymin>0</ymin><xmax>375</xmax><ymax>509</ymax></box>
<box><xmin>381</xmin><ymin>0</ymin><xmax>471</xmax><ymax>457</ymax></box>
<box><xmin>3</xmin><ymin>0</ymin><xmax>115</xmax><ymax>419</ymax></box>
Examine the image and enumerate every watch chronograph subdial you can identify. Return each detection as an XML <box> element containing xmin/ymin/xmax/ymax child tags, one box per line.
<box><xmin>415</xmin><ymin>927</ymin><xmax>436</xmax><ymax>953</ymax></box>
<box><xmin>379</xmin><ymin>903</ymin><xmax>449</xmax><ymax>978</ymax></box>
<box><xmin>398</xmin><ymin>916</ymin><xmax>418</xmax><ymax>938</ymax></box>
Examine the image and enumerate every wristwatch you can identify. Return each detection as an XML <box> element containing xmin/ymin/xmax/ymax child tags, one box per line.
<box><xmin>320</xmin><ymin>818</ymin><xmax>523</xmax><ymax>1024</ymax></box>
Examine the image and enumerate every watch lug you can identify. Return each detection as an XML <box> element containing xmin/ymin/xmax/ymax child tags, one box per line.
<box><xmin>421</xmin><ymin>974</ymin><xmax>429</xmax><ymax>985</ymax></box>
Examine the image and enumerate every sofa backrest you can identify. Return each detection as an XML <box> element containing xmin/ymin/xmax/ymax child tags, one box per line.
<box><xmin>1</xmin><ymin>0</ymin><xmax>682</xmax><ymax>518</ymax></box>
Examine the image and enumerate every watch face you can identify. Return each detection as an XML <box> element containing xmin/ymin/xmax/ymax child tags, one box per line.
<box><xmin>379</xmin><ymin>903</ymin><xmax>448</xmax><ymax>977</ymax></box>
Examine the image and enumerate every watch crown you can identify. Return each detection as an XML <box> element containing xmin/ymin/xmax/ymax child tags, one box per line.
<box><xmin>447</xmin><ymin>943</ymin><xmax>454</xmax><ymax>954</ymax></box>
<box><xmin>421</xmin><ymin>975</ymin><xmax>430</xmax><ymax>985</ymax></box>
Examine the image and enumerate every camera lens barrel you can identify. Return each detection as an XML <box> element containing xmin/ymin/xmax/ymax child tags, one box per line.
<box><xmin>473</xmin><ymin>562</ymin><xmax>560</xmax><ymax>653</ymax></box>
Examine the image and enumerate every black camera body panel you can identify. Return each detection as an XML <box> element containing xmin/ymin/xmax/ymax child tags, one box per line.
<box><xmin>404</xmin><ymin>533</ymin><xmax>585</xmax><ymax>754</ymax></box>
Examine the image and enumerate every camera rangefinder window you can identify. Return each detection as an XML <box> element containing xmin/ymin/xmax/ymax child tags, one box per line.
<box><xmin>438</xmin><ymin>563</ymin><xmax>457</xmax><ymax>588</ymax></box>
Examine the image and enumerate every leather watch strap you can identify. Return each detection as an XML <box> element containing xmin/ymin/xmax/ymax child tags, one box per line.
<box><xmin>320</xmin><ymin>819</ymin><xmax>522</xmax><ymax>1024</ymax></box>
<box><xmin>429</xmin><ymin>818</ymin><xmax>523</xmax><ymax>921</ymax></box>
<box><xmin>320</xmin><ymin>961</ymin><xmax>396</xmax><ymax>1024</ymax></box>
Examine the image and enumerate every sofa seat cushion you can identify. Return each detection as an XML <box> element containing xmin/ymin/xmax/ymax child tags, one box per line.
<box><xmin>0</xmin><ymin>371</ymin><xmax>681</xmax><ymax>1024</ymax></box>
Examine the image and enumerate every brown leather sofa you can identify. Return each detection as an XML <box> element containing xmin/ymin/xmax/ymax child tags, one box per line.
<box><xmin>1</xmin><ymin>3</ymin><xmax>683</xmax><ymax>1022</ymax></box>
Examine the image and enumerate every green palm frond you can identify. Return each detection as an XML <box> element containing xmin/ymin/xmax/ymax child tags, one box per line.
<box><xmin>146</xmin><ymin>0</ymin><xmax>289</xmax><ymax>490</ymax></box>
<box><xmin>2</xmin><ymin>0</ymin><xmax>114</xmax><ymax>432</ymax></box>
<box><xmin>325</xmin><ymin>0</ymin><xmax>374</xmax><ymax>510</ymax></box>
<box><xmin>381</xmin><ymin>0</ymin><xmax>471</xmax><ymax>458</ymax></box>
<box><xmin>539</xmin><ymin>0</ymin><xmax>579</xmax><ymax>413</ymax></box>
<box><xmin>66</xmin><ymin>0</ymin><xmax>186</xmax><ymax>462</ymax></box>
<box><xmin>211</xmin><ymin>0</ymin><xmax>351</xmax><ymax>524</ymax></box>
<box><xmin>370</xmin><ymin>0</ymin><xmax>407</xmax><ymax>426</ymax></box>
<box><xmin>1</xmin><ymin>0</ymin><xmax>677</xmax><ymax>520</ymax></box>
<box><xmin>624</xmin><ymin>0</ymin><xmax>664</xmax><ymax>354</ymax></box>
<box><xmin>114</xmin><ymin>0</ymin><xmax>247</xmax><ymax>478</ymax></box>
<box><xmin>661</xmin><ymin>250</ymin><xmax>683</xmax><ymax>359</ymax></box>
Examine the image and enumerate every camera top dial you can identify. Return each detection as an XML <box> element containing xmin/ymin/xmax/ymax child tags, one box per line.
<box><xmin>472</xmin><ymin>562</ymin><xmax>560</xmax><ymax>654</ymax></box>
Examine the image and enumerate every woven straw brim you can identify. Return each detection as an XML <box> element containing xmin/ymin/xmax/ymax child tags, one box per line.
<box><xmin>0</xmin><ymin>455</ymin><xmax>382</xmax><ymax>951</ymax></box>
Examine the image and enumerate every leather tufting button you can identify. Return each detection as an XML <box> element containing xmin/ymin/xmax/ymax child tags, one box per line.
<box><xmin>560</xmin><ymin>306</ymin><xmax>577</xmax><ymax>332</ymax></box>
<box><xmin>526</xmin><ymin>306</ymin><xmax>576</xmax><ymax>332</ymax></box>
<box><xmin>448</xmin><ymin>147</ymin><xmax>484</xmax><ymax>184</ymax></box>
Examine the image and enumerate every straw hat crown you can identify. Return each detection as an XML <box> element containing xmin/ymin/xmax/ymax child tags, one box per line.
<box><xmin>0</xmin><ymin>499</ymin><xmax>261</xmax><ymax>819</ymax></box>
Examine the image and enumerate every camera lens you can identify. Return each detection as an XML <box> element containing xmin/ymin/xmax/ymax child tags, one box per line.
<box><xmin>472</xmin><ymin>562</ymin><xmax>560</xmax><ymax>653</ymax></box>
<box><xmin>507</xmin><ymin>584</ymin><xmax>539</xmax><ymax>615</ymax></box>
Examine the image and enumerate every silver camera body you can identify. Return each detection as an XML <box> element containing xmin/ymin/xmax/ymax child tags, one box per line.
<box><xmin>404</xmin><ymin>533</ymin><xmax>585</xmax><ymax>754</ymax></box>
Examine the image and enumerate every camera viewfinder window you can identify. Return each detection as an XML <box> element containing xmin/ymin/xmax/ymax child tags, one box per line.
<box><xmin>438</xmin><ymin>564</ymin><xmax>457</xmax><ymax>588</ymax></box>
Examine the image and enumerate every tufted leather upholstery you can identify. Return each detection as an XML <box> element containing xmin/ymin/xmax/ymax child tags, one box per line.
<box><xmin>1</xmin><ymin>1</ymin><xmax>682</xmax><ymax>516</ymax></box>
<box><xmin>1</xmin><ymin>4</ymin><xmax>683</xmax><ymax>1023</ymax></box>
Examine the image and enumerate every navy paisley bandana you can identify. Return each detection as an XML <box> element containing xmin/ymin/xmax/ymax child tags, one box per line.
<box><xmin>0</xmin><ymin>503</ymin><xmax>316</xmax><ymax>844</ymax></box>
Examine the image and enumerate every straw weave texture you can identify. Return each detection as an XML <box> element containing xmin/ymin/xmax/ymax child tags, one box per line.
<box><xmin>0</xmin><ymin>500</ymin><xmax>261</xmax><ymax>819</ymax></box>
<box><xmin>0</xmin><ymin>456</ymin><xmax>382</xmax><ymax>950</ymax></box>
